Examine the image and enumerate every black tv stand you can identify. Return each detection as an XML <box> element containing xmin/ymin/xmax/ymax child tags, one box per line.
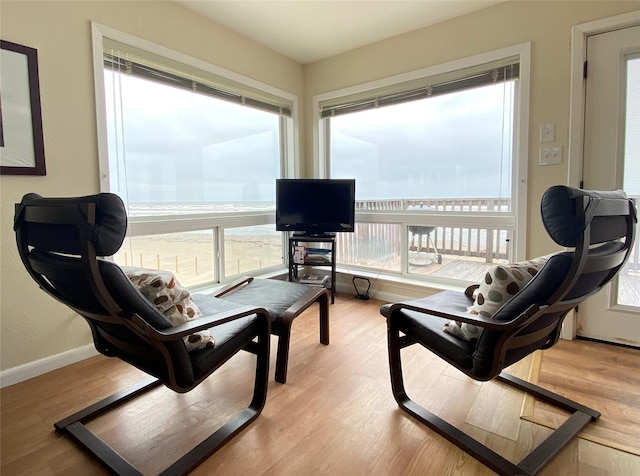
<box><xmin>288</xmin><ymin>234</ymin><xmax>336</xmax><ymax>303</ymax></box>
<box><xmin>293</xmin><ymin>232</ymin><xmax>336</xmax><ymax>238</ymax></box>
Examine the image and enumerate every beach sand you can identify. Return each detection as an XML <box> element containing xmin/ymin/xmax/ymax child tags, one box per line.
<box><xmin>114</xmin><ymin>233</ymin><xmax>282</xmax><ymax>287</ymax></box>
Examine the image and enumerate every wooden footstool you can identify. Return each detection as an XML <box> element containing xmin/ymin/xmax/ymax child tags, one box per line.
<box><xmin>200</xmin><ymin>277</ymin><xmax>329</xmax><ymax>383</ymax></box>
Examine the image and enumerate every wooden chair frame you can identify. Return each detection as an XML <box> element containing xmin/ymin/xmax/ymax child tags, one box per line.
<box><xmin>384</xmin><ymin>188</ymin><xmax>637</xmax><ymax>475</ymax></box>
<box><xmin>387</xmin><ymin>317</ymin><xmax>600</xmax><ymax>476</ymax></box>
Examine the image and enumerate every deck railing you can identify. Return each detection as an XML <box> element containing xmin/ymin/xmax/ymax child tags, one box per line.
<box><xmin>343</xmin><ymin>195</ymin><xmax>639</xmax><ymax>270</ymax></box>
<box><xmin>343</xmin><ymin>197</ymin><xmax>512</xmax><ymax>264</ymax></box>
<box><xmin>355</xmin><ymin>197</ymin><xmax>511</xmax><ymax>212</ymax></box>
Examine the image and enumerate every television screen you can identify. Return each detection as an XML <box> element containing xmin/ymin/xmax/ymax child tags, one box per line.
<box><xmin>276</xmin><ymin>179</ymin><xmax>355</xmax><ymax>235</ymax></box>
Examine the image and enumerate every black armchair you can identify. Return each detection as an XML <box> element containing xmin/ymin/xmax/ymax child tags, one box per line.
<box><xmin>14</xmin><ymin>193</ymin><xmax>271</xmax><ymax>476</ymax></box>
<box><xmin>381</xmin><ymin>186</ymin><xmax>636</xmax><ymax>475</ymax></box>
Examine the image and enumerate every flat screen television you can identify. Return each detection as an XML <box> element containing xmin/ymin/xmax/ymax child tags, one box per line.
<box><xmin>276</xmin><ymin>179</ymin><xmax>356</xmax><ymax>236</ymax></box>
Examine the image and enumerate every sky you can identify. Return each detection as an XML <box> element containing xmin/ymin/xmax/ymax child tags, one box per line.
<box><xmin>330</xmin><ymin>82</ymin><xmax>514</xmax><ymax>201</ymax></box>
<box><xmin>105</xmin><ymin>71</ymin><xmax>280</xmax><ymax>205</ymax></box>
<box><xmin>105</xmin><ymin>67</ymin><xmax>638</xmax><ymax>207</ymax></box>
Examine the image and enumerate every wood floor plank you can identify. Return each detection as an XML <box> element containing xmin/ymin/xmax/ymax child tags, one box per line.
<box><xmin>578</xmin><ymin>438</ymin><xmax>640</xmax><ymax>475</ymax></box>
<box><xmin>2</xmin><ymin>292</ymin><xmax>638</xmax><ymax>475</ymax></box>
<box><xmin>522</xmin><ymin>338</ymin><xmax>640</xmax><ymax>456</ymax></box>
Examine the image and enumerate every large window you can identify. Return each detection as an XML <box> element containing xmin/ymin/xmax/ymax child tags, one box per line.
<box><xmin>317</xmin><ymin>45</ymin><xmax>530</xmax><ymax>286</ymax></box>
<box><xmin>104</xmin><ymin>71</ymin><xmax>282</xmax><ymax>209</ymax></box>
<box><xmin>93</xmin><ymin>25</ymin><xmax>295</xmax><ymax>287</ymax></box>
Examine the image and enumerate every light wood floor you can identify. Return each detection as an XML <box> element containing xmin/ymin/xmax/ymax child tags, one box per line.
<box><xmin>525</xmin><ymin>338</ymin><xmax>640</xmax><ymax>457</ymax></box>
<box><xmin>2</xmin><ymin>293</ymin><xmax>639</xmax><ymax>475</ymax></box>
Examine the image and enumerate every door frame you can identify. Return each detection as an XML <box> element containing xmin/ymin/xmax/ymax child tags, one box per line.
<box><xmin>568</xmin><ymin>10</ymin><xmax>640</xmax><ymax>188</ymax></box>
<box><xmin>562</xmin><ymin>10</ymin><xmax>640</xmax><ymax>339</ymax></box>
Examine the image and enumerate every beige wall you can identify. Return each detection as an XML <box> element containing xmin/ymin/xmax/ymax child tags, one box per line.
<box><xmin>1</xmin><ymin>0</ymin><xmax>637</xmax><ymax>375</ymax></box>
<box><xmin>0</xmin><ymin>0</ymin><xmax>303</xmax><ymax>373</ymax></box>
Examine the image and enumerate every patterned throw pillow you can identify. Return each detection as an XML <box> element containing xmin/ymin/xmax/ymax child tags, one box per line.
<box><xmin>444</xmin><ymin>257</ymin><xmax>550</xmax><ymax>341</ymax></box>
<box><xmin>124</xmin><ymin>267</ymin><xmax>214</xmax><ymax>351</ymax></box>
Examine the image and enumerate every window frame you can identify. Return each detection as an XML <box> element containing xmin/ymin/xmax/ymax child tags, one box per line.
<box><xmin>313</xmin><ymin>43</ymin><xmax>531</xmax><ymax>284</ymax></box>
<box><xmin>91</xmin><ymin>22</ymin><xmax>299</xmax><ymax>285</ymax></box>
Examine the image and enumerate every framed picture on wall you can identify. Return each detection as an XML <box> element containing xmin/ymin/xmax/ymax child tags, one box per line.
<box><xmin>0</xmin><ymin>40</ymin><xmax>46</xmax><ymax>176</ymax></box>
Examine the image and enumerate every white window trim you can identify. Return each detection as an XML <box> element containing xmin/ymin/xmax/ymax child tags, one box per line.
<box><xmin>313</xmin><ymin>42</ymin><xmax>531</xmax><ymax>262</ymax></box>
<box><xmin>90</xmin><ymin>22</ymin><xmax>300</xmax><ymax>282</ymax></box>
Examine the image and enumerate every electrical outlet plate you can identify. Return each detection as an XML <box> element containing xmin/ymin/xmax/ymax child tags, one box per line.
<box><xmin>539</xmin><ymin>146</ymin><xmax>562</xmax><ymax>165</ymax></box>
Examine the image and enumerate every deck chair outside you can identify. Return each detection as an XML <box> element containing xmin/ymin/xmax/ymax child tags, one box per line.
<box><xmin>381</xmin><ymin>185</ymin><xmax>637</xmax><ymax>475</ymax></box>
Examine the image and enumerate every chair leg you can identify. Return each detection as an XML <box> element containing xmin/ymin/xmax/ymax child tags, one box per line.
<box><xmin>274</xmin><ymin>289</ymin><xmax>330</xmax><ymax>384</ymax></box>
<box><xmin>274</xmin><ymin>325</ymin><xmax>292</xmax><ymax>384</ymax></box>
<box><xmin>319</xmin><ymin>290</ymin><xmax>330</xmax><ymax>345</ymax></box>
<box><xmin>387</xmin><ymin>323</ymin><xmax>599</xmax><ymax>476</ymax></box>
<box><xmin>496</xmin><ymin>372</ymin><xmax>599</xmax><ymax>475</ymax></box>
<box><xmin>387</xmin><ymin>321</ymin><xmax>409</xmax><ymax>403</ymax></box>
<box><xmin>388</xmin><ymin>323</ymin><xmax>520</xmax><ymax>474</ymax></box>
<box><xmin>55</xmin><ymin>325</ymin><xmax>270</xmax><ymax>476</ymax></box>
<box><xmin>163</xmin><ymin>320</ymin><xmax>270</xmax><ymax>476</ymax></box>
<box><xmin>56</xmin><ymin>376</ymin><xmax>160</xmax><ymax>476</ymax></box>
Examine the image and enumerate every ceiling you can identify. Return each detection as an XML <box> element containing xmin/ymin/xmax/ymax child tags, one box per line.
<box><xmin>177</xmin><ymin>1</ymin><xmax>504</xmax><ymax>64</ymax></box>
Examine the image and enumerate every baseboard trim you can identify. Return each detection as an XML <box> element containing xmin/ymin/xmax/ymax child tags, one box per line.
<box><xmin>0</xmin><ymin>344</ymin><xmax>98</xmax><ymax>389</ymax></box>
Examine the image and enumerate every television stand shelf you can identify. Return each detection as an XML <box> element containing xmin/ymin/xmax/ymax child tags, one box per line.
<box><xmin>288</xmin><ymin>235</ymin><xmax>336</xmax><ymax>304</ymax></box>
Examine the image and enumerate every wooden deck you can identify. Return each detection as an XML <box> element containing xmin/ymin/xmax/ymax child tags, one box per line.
<box><xmin>409</xmin><ymin>253</ymin><xmax>496</xmax><ymax>283</ymax></box>
<box><xmin>408</xmin><ymin>251</ymin><xmax>640</xmax><ymax>307</ymax></box>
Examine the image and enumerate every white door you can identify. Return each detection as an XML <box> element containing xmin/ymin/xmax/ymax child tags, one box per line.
<box><xmin>580</xmin><ymin>25</ymin><xmax>640</xmax><ymax>347</ymax></box>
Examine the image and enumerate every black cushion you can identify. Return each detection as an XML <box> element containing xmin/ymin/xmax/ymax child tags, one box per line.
<box><xmin>16</xmin><ymin>193</ymin><xmax>127</xmax><ymax>256</ymax></box>
<box><xmin>382</xmin><ymin>291</ymin><xmax>477</xmax><ymax>372</ymax></box>
<box><xmin>209</xmin><ymin>279</ymin><xmax>317</xmax><ymax>323</ymax></box>
<box><xmin>189</xmin><ymin>294</ymin><xmax>260</xmax><ymax>379</ymax></box>
<box><xmin>101</xmin><ymin>268</ymin><xmax>264</xmax><ymax>386</ymax></box>
<box><xmin>541</xmin><ymin>185</ymin><xmax>627</xmax><ymax>247</ymax></box>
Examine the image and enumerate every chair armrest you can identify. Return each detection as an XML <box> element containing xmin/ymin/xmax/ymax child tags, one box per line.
<box><xmin>212</xmin><ymin>276</ymin><xmax>254</xmax><ymax>297</ymax></box>
<box><xmin>131</xmin><ymin>305</ymin><xmax>270</xmax><ymax>341</ymax></box>
<box><xmin>387</xmin><ymin>299</ymin><xmax>547</xmax><ymax>332</ymax></box>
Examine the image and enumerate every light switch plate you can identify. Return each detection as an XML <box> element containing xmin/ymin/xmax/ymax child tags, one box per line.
<box><xmin>540</xmin><ymin>123</ymin><xmax>555</xmax><ymax>143</ymax></box>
